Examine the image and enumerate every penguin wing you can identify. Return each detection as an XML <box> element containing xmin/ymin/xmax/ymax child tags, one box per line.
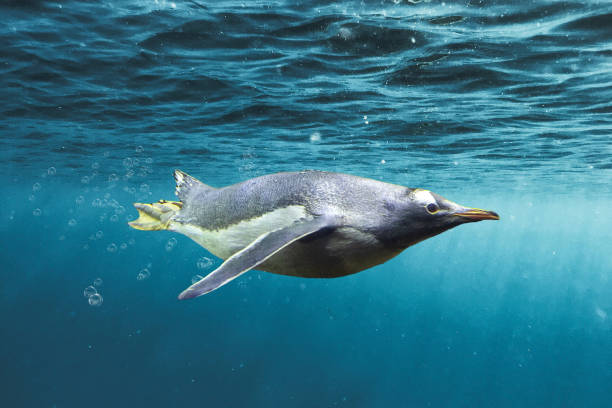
<box><xmin>177</xmin><ymin>215</ymin><xmax>337</xmax><ymax>300</ymax></box>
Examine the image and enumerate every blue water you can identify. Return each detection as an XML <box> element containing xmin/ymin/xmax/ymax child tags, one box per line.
<box><xmin>2</xmin><ymin>0</ymin><xmax>612</xmax><ymax>406</ymax></box>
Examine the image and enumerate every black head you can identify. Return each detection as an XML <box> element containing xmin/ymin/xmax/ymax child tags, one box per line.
<box><xmin>379</xmin><ymin>188</ymin><xmax>499</xmax><ymax>249</ymax></box>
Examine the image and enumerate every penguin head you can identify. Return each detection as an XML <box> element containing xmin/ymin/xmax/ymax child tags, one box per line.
<box><xmin>381</xmin><ymin>188</ymin><xmax>499</xmax><ymax>248</ymax></box>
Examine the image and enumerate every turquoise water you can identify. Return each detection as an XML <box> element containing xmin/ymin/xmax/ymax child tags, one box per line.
<box><xmin>2</xmin><ymin>1</ymin><xmax>611</xmax><ymax>406</ymax></box>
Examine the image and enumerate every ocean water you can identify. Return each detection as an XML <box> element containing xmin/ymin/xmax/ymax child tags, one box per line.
<box><xmin>1</xmin><ymin>0</ymin><xmax>611</xmax><ymax>406</ymax></box>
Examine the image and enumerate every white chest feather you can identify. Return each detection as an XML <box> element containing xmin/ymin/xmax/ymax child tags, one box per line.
<box><xmin>170</xmin><ymin>205</ymin><xmax>310</xmax><ymax>259</ymax></box>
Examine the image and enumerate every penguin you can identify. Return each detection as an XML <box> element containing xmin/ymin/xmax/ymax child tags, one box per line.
<box><xmin>128</xmin><ymin>170</ymin><xmax>499</xmax><ymax>300</ymax></box>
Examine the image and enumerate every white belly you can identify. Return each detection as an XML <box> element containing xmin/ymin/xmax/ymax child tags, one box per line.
<box><xmin>169</xmin><ymin>205</ymin><xmax>310</xmax><ymax>259</ymax></box>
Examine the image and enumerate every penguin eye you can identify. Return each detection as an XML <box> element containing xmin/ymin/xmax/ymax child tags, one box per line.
<box><xmin>426</xmin><ymin>203</ymin><xmax>439</xmax><ymax>214</ymax></box>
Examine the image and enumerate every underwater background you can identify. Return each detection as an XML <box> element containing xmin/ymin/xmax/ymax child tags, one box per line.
<box><xmin>2</xmin><ymin>0</ymin><xmax>611</xmax><ymax>406</ymax></box>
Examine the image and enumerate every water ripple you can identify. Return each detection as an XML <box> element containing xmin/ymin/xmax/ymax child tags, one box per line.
<box><xmin>1</xmin><ymin>0</ymin><xmax>611</xmax><ymax>193</ymax></box>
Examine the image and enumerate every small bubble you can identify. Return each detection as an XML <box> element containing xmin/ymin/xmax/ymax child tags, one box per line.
<box><xmin>123</xmin><ymin>157</ymin><xmax>133</xmax><ymax>168</ymax></box>
<box><xmin>128</xmin><ymin>238</ymin><xmax>135</xmax><ymax>245</ymax></box>
<box><xmin>309</xmin><ymin>132</ymin><xmax>321</xmax><ymax>143</ymax></box>
<box><xmin>380</xmin><ymin>159</ymin><xmax>386</xmax><ymax>164</ymax></box>
<box><xmin>165</xmin><ymin>238</ymin><xmax>177</xmax><ymax>251</ymax></box>
<box><xmin>91</xmin><ymin>162</ymin><xmax>100</xmax><ymax>170</ymax></box>
<box><xmin>68</xmin><ymin>218</ymin><xmax>77</xmax><ymax>227</ymax></box>
<box><xmin>88</xmin><ymin>293</ymin><xmax>103</xmax><ymax>307</ymax></box>
<box><xmin>338</xmin><ymin>27</ymin><xmax>352</xmax><ymax>40</ymax></box>
<box><xmin>197</xmin><ymin>257</ymin><xmax>213</xmax><ymax>270</ymax></box>
<box><xmin>81</xmin><ymin>176</ymin><xmax>90</xmax><ymax>184</ymax></box>
<box><xmin>28</xmin><ymin>194</ymin><xmax>36</xmax><ymax>202</ymax></box>
<box><xmin>107</xmin><ymin>243</ymin><xmax>117</xmax><ymax>253</ymax></box>
<box><xmin>139</xmin><ymin>184</ymin><xmax>149</xmax><ymax>193</ymax></box>
<box><xmin>110</xmin><ymin>214</ymin><xmax>119</xmax><ymax>222</ymax></box>
<box><xmin>120</xmin><ymin>242</ymin><xmax>127</xmax><ymax>250</ymax></box>
<box><xmin>191</xmin><ymin>274</ymin><xmax>204</xmax><ymax>284</ymax></box>
<box><xmin>75</xmin><ymin>195</ymin><xmax>85</xmax><ymax>205</ymax></box>
<box><xmin>47</xmin><ymin>167</ymin><xmax>57</xmax><ymax>176</ymax></box>
<box><xmin>135</xmin><ymin>145</ymin><xmax>144</xmax><ymax>153</ymax></box>
<box><xmin>93</xmin><ymin>278</ymin><xmax>103</xmax><ymax>287</ymax></box>
<box><xmin>145</xmin><ymin>157</ymin><xmax>153</xmax><ymax>164</ymax></box>
<box><xmin>92</xmin><ymin>198</ymin><xmax>102</xmax><ymax>207</ymax></box>
<box><xmin>83</xmin><ymin>285</ymin><xmax>97</xmax><ymax>298</ymax></box>
<box><xmin>95</xmin><ymin>230</ymin><xmax>104</xmax><ymax>239</ymax></box>
<box><xmin>32</xmin><ymin>182</ymin><xmax>41</xmax><ymax>192</ymax></box>
<box><xmin>411</xmin><ymin>37</ymin><xmax>416</xmax><ymax>44</ymax></box>
<box><xmin>33</xmin><ymin>208</ymin><xmax>42</xmax><ymax>216</ymax></box>
<box><xmin>108</xmin><ymin>173</ymin><xmax>119</xmax><ymax>183</ymax></box>
<box><xmin>137</xmin><ymin>268</ymin><xmax>151</xmax><ymax>281</ymax></box>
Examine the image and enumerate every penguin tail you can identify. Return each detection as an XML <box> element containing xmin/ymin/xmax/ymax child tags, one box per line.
<box><xmin>128</xmin><ymin>200</ymin><xmax>182</xmax><ymax>231</ymax></box>
<box><xmin>174</xmin><ymin>169</ymin><xmax>215</xmax><ymax>202</ymax></box>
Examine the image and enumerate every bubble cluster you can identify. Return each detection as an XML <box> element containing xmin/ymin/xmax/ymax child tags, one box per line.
<box><xmin>83</xmin><ymin>280</ymin><xmax>104</xmax><ymax>307</ymax></box>
<box><xmin>196</xmin><ymin>256</ymin><xmax>213</xmax><ymax>270</ymax></box>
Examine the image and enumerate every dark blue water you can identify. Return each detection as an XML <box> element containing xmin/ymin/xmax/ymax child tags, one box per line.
<box><xmin>2</xmin><ymin>1</ymin><xmax>611</xmax><ymax>407</ymax></box>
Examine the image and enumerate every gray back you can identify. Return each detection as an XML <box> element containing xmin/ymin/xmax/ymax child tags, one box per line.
<box><xmin>176</xmin><ymin>170</ymin><xmax>409</xmax><ymax>231</ymax></box>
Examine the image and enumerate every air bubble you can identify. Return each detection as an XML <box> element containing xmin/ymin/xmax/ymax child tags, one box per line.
<box><xmin>81</xmin><ymin>176</ymin><xmax>90</xmax><ymax>184</ymax></box>
<box><xmin>95</xmin><ymin>230</ymin><xmax>104</xmax><ymax>239</ymax></box>
<box><xmin>91</xmin><ymin>162</ymin><xmax>100</xmax><ymax>170</ymax></box>
<box><xmin>83</xmin><ymin>285</ymin><xmax>97</xmax><ymax>298</ymax></box>
<box><xmin>88</xmin><ymin>293</ymin><xmax>103</xmax><ymax>307</ymax></box>
<box><xmin>110</xmin><ymin>214</ymin><xmax>119</xmax><ymax>222</ymax></box>
<box><xmin>93</xmin><ymin>278</ymin><xmax>103</xmax><ymax>287</ymax></box>
<box><xmin>123</xmin><ymin>157</ymin><xmax>133</xmax><ymax>168</ymax></box>
<box><xmin>32</xmin><ymin>182</ymin><xmax>41</xmax><ymax>192</ymax></box>
<box><xmin>107</xmin><ymin>243</ymin><xmax>117</xmax><ymax>253</ymax></box>
<box><xmin>309</xmin><ymin>132</ymin><xmax>321</xmax><ymax>143</ymax></box>
<box><xmin>33</xmin><ymin>208</ymin><xmax>42</xmax><ymax>216</ymax></box>
<box><xmin>191</xmin><ymin>274</ymin><xmax>204</xmax><ymax>284</ymax></box>
<box><xmin>165</xmin><ymin>238</ymin><xmax>177</xmax><ymax>251</ymax></box>
<box><xmin>120</xmin><ymin>242</ymin><xmax>127</xmax><ymax>250</ymax></box>
<box><xmin>47</xmin><ymin>167</ymin><xmax>57</xmax><ymax>176</ymax></box>
<box><xmin>197</xmin><ymin>257</ymin><xmax>213</xmax><ymax>270</ymax></box>
<box><xmin>137</xmin><ymin>268</ymin><xmax>151</xmax><ymax>281</ymax></box>
<box><xmin>75</xmin><ymin>195</ymin><xmax>85</xmax><ymax>205</ymax></box>
<box><xmin>92</xmin><ymin>198</ymin><xmax>102</xmax><ymax>207</ymax></box>
<box><xmin>108</xmin><ymin>174</ymin><xmax>119</xmax><ymax>183</ymax></box>
<box><xmin>135</xmin><ymin>145</ymin><xmax>144</xmax><ymax>153</ymax></box>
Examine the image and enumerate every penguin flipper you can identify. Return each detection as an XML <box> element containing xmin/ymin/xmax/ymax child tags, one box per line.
<box><xmin>177</xmin><ymin>216</ymin><xmax>336</xmax><ymax>300</ymax></box>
